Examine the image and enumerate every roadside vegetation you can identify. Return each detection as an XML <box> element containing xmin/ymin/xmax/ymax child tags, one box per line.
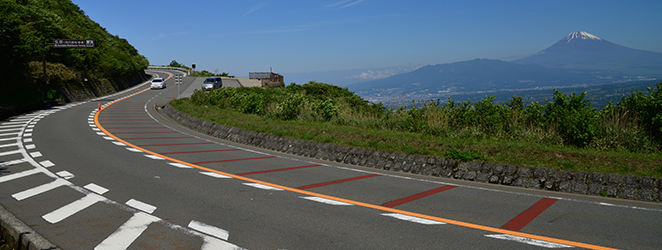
<box><xmin>0</xmin><ymin>0</ymin><xmax>148</xmax><ymax>110</ymax></box>
<box><xmin>171</xmin><ymin>81</ymin><xmax>662</xmax><ymax>178</ymax></box>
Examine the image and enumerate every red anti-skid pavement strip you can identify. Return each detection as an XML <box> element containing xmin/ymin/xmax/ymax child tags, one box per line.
<box><xmin>296</xmin><ymin>174</ymin><xmax>381</xmax><ymax>190</ymax></box>
<box><xmin>237</xmin><ymin>164</ymin><xmax>323</xmax><ymax>176</ymax></box>
<box><xmin>381</xmin><ymin>185</ymin><xmax>458</xmax><ymax>208</ymax></box>
<box><xmin>500</xmin><ymin>198</ymin><xmax>558</xmax><ymax>231</ymax></box>
<box><xmin>160</xmin><ymin>149</ymin><xmax>242</xmax><ymax>155</ymax></box>
<box><xmin>192</xmin><ymin>156</ymin><xmax>278</xmax><ymax>164</ymax></box>
<box><xmin>93</xmin><ymin>85</ymin><xmax>617</xmax><ymax>250</ymax></box>
<box><xmin>122</xmin><ymin>137</ymin><xmax>195</xmax><ymax>140</ymax></box>
<box><xmin>136</xmin><ymin>142</ymin><xmax>215</xmax><ymax>147</ymax></box>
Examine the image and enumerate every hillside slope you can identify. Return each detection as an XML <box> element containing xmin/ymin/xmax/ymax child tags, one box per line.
<box><xmin>0</xmin><ymin>0</ymin><xmax>149</xmax><ymax>113</ymax></box>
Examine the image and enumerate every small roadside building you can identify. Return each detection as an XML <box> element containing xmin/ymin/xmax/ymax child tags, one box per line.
<box><xmin>249</xmin><ymin>72</ymin><xmax>284</xmax><ymax>87</ymax></box>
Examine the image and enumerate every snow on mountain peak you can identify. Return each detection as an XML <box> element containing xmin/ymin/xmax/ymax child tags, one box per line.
<box><xmin>564</xmin><ymin>31</ymin><xmax>602</xmax><ymax>43</ymax></box>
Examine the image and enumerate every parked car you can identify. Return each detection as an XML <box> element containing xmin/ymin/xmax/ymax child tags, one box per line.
<box><xmin>202</xmin><ymin>77</ymin><xmax>222</xmax><ymax>91</ymax></box>
<box><xmin>150</xmin><ymin>78</ymin><xmax>166</xmax><ymax>89</ymax></box>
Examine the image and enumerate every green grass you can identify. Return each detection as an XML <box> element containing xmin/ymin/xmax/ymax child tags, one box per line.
<box><xmin>172</xmin><ymin>100</ymin><xmax>662</xmax><ymax>178</ymax></box>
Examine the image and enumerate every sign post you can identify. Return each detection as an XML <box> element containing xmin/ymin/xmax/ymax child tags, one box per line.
<box><xmin>41</xmin><ymin>39</ymin><xmax>96</xmax><ymax>101</ymax></box>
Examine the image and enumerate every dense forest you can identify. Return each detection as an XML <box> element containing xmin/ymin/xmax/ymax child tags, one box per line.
<box><xmin>0</xmin><ymin>0</ymin><xmax>148</xmax><ymax>111</ymax></box>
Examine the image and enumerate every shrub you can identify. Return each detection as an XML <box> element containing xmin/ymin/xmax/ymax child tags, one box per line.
<box><xmin>544</xmin><ymin>90</ymin><xmax>599</xmax><ymax>147</ymax></box>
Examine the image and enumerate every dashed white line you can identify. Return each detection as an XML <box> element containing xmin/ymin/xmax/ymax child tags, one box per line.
<box><xmin>84</xmin><ymin>183</ymin><xmax>109</xmax><ymax>195</ymax></box>
<box><xmin>381</xmin><ymin>213</ymin><xmax>446</xmax><ymax>225</ymax></box>
<box><xmin>168</xmin><ymin>162</ymin><xmax>193</xmax><ymax>169</ymax></box>
<box><xmin>188</xmin><ymin>220</ymin><xmax>229</xmax><ymax>240</ymax></box>
<box><xmin>56</xmin><ymin>171</ymin><xmax>75</xmax><ymax>180</ymax></box>
<box><xmin>39</xmin><ymin>160</ymin><xmax>55</xmax><ymax>167</ymax></box>
<box><xmin>144</xmin><ymin>154</ymin><xmax>164</xmax><ymax>160</ymax></box>
<box><xmin>126</xmin><ymin>199</ymin><xmax>157</xmax><ymax>214</ymax></box>
<box><xmin>94</xmin><ymin>212</ymin><xmax>161</xmax><ymax>250</ymax></box>
<box><xmin>200</xmin><ymin>172</ymin><xmax>232</xmax><ymax>179</ymax></box>
<box><xmin>25</xmin><ymin>144</ymin><xmax>36</xmax><ymax>149</ymax></box>
<box><xmin>12</xmin><ymin>178</ymin><xmax>70</xmax><ymax>201</ymax></box>
<box><xmin>484</xmin><ymin>234</ymin><xmax>573</xmax><ymax>248</ymax></box>
<box><xmin>243</xmin><ymin>183</ymin><xmax>284</xmax><ymax>191</ymax></box>
<box><xmin>29</xmin><ymin>151</ymin><xmax>42</xmax><ymax>158</ymax></box>
<box><xmin>23</xmin><ymin>138</ymin><xmax>33</xmax><ymax>142</ymax></box>
<box><xmin>300</xmin><ymin>196</ymin><xmax>352</xmax><ymax>206</ymax></box>
<box><xmin>112</xmin><ymin>141</ymin><xmax>126</xmax><ymax>146</ymax></box>
<box><xmin>125</xmin><ymin>148</ymin><xmax>142</xmax><ymax>152</ymax></box>
<box><xmin>103</xmin><ymin>136</ymin><xmax>114</xmax><ymax>140</ymax></box>
<box><xmin>42</xmin><ymin>193</ymin><xmax>105</xmax><ymax>224</ymax></box>
<box><xmin>23</xmin><ymin>133</ymin><xmax>32</xmax><ymax>137</ymax></box>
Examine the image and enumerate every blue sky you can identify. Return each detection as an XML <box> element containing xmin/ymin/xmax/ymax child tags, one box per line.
<box><xmin>72</xmin><ymin>0</ymin><xmax>662</xmax><ymax>81</ymax></box>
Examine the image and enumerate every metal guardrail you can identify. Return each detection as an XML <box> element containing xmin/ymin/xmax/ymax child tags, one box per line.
<box><xmin>147</xmin><ymin>66</ymin><xmax>189</xmax><ymax>77</ymax></box>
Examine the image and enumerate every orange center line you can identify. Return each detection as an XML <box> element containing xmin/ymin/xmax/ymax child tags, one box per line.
<box><xmin>93</xmin><ymin>76</ymin><xmax>618</xmax><ymax>250</ymax></box>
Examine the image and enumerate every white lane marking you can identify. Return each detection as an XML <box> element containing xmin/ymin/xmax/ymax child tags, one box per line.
<box><xmin>84</xmin><ymin>183</ymin><xmax>109</xmax><ymax>195</ymax></box>
<box><xmin>56</xmin><ymin>171</ymin><xmax>75</xmax><ymax>180</ymax></box>
<box><xmin>94</xmin><ymin>212</ymin><xmax>161</xmax><ymax>250</ymax></box>
<box><xmin>300</xmin><ymin>196</ymin><xmax>353</xmax><ymax>206</ymax></box>
<box><xmin>103</xmin><ymin>136</ymin><xmax>114</xmax><ymax>140</ymax></box>
<box><xmin>23</xmin><ymin>133</ymin><xmax>32</xmax><ymax>137</ymax></box>
<box><xmin>92</xmin><ymin>128</ymin><xmax>101</xmax><ymax>131</ymax></box>
<box><xmin>42</xmin><ymin>193</ymin><xmax>105</xmax><ymax>224</ymax></box>
<box><xmin>188</xmin><ymin>220</ymin><xmax>229</xmax><ymax>240</ymax></box>
<box><xmin>0</xmin><ymin>128</ymin><xmax>21</xmax><ymax>133</ymax></box>
<box><xmin>125</xmin><ymin>148</ymin><xmax>142</xmax><ymax>153</ymax></box>
<box><xmin>126</xmin><ymin>199</ymin><xmax>157</xmax><ymax>214</ymax></box>
<box><xmin>12</xmin><ymin>178</ymin><xmax>70</xmax><ymax>201</ymax></box>
<box><xmin>29</xmin><ymin>151</ymin><xmax>42</xmax><ymax>158</ymax></box>
<box><xmin>24</xmin><ymin>129</ymin><xmax>33</xmax><ymax>132</ymax></box>
<box><xmin>0</xmin><ymin>124</ymin><xmax>25</xmax><ymax>128</ymax></box>
<box><xmin>0</xmin><ymin>159</ymin><xmax>28</xmax><ymax>168</ymax></box>
<box><xmin>112</xmin><ymin>141</ymin><xmax>126</xmax><ymax>146</ymax></box>
<box><xmin>1</xmin><ymin>122</ymin><xmax>28</xmax><ymax>125</ymax></box>
<box><xmin>243</xmin><ymin>183</ymin><xmax>284</xmax><ymax>191</ymax></box>
<box><xmin>484</xmin><ymin>234</ymin><xmax>573</xmax><ymax>248</ymax></box>
<box><xmin>0</xmin><ymin>150</ymin><xmax>21</xmax><ymax>157</ymax></box>
<box><xmin>599</xmin><ymin>202</ymin><xmax>616</xmax><ymax>207</ymax></box>
<box><xmin>168</xmin><ymin>162</ymin><xmax>193</xmax><ymax>169</ymax></box>
<box><xmin>0</xmin><ymin>132</ymin><xmax>21</xmax><ymax>137</ymax></box>
<box><xmin>23</xmin><ymin>138</ymin><xmax>33</xmax><ymax>142</ymax></box>
<box><xmin>144</xmin><ymin>154</ymin><xmax>164</xmax><ymax>160</ymax></box>
<box><xmin>96</xmin><ymin>132</ymin><xmax>106</xmax><ymax>135</ymax></box>
<box><xmin>0</xmin><ymin>137</ymin><xmax>19</xmax><ymax>142</ymax></box>
<box><xmin>27</xmin><ymin>125</ymin><xmax>35</xmax><ymax>128</ymax></box>
<box><xmin>0</xmin><ymin>143</ymin><xmax>18</xmax><ymax>148</ymax></box>
<box><xmin>89</xmin><ymin>124</ymin><xmax>97</xmax><ymax>128</ymax></box>
<box><xmin>25</xmin><ymin>144</ymin><xmax>35</xmax><ymax>149</ymax></box>
<box><xmin>39</xmin><ymin>160</ymin><xmax>55</xmax><ymax>167</ymax></box>
<box><xmin>200</xmin><ymin>172</ymin><xmax>232</xmax><ymax>179</ymax></box>
<box><xmin>201</xmin><ymin>236</ymin><xmax>240</xmax><ymax>250</ymax></box>
<box><xmin>381</xmin><ymin>213</ymin><xmax>446</xmax><ymax>225</ymax></box>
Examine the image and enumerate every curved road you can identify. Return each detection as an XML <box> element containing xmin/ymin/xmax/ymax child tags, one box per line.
<box><xmin>0</xmin><ymin>70</ymin><xmax>661</xmax><ymax>249</ymax></box>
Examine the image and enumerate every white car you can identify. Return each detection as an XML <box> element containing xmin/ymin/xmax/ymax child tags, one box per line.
<box><xmin>151</xmin><ymin>78</ymin><xmax>166</xmax><ymax>89</ymax></box>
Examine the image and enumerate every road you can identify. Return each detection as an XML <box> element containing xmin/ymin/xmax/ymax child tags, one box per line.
<box><xmin>0</xmin><ymin>70</ymin><xmax>660</xmax><ymax>249</ymax></box>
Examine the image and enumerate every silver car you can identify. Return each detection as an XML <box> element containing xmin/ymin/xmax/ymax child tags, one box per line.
<box><xmin>202</xmin><ymin>77</ymin><xmax>222</xmax><ymax>91</ymax></box>
<box><xmin>150</xmin><ymin>78</ymin><xmax>166</xmax><ymax>89</ymax></box>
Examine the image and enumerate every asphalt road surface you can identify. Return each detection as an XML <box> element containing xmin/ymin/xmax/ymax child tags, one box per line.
<box><xmin>0</xmin><ymin>70</ymin><xmax>661</xmax><ymax>249</ymax></box>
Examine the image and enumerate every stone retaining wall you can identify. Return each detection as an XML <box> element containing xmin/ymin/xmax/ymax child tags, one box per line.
<box><xmin>161</xmin><ymin>104</ymin><xmax>662</xmax><ymax>202</ymax></box>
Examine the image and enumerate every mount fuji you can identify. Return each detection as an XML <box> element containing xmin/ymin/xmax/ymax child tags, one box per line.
<box><xmin>512</xmin><ymin>31</ymin><xmax>662</xmax><ymax>75</ymax></box>
<box><xmin>348</xmin><ymin>31</ymin><xmax>662</xmax><ymax>101</ymax></box>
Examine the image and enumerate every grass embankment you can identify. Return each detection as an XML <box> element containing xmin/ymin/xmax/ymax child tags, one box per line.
<box><xmin>172</xmin><ymin>96</ymin><xmax>662</xmax><ymax>178</ymax></box>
